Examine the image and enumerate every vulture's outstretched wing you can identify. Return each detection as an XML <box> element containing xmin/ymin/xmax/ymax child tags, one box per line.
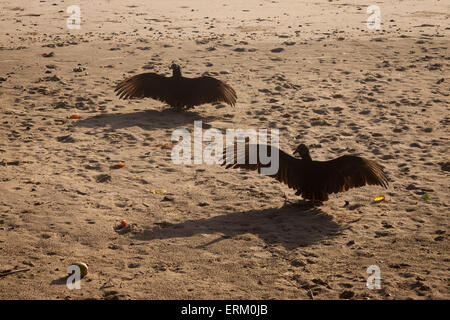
<box><xmin>114</xmin><ymin>73</ymin><xmax>171</xmax><ymax>101</ymax></box>
<box><xmin>183</xmin><ymin>76</ymin><xmax>237</xmax><ymax>107</ymax></box>
<box><xmin>221</xmin><ymin>144</ymin><xmax>388</xmax><ymax>201</ymax></box>
<box><xmin>316</xmin><ymin>155</ymin><xmax>389</xmax><ymax>191</ymax></box>
<box><xmin>115</xmin><ymin>73</ymin><xmax>236</xmax><ymax>108</ymax></box>
<box><xmin>221</xmin><ymin>143</ymin><xmax>307</xmax><ymax>191</ymax></box>
<box><xmin>298</xmin><ymin>155</ymin><xmax>389</xmax><ymax>201</ymax></box>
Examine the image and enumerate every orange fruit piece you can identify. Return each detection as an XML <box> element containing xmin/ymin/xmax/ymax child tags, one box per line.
<box><xmin>70</xmin><ymin>114</ymin><xmax>79</xmax><ymax>119</ymax></box>
<box><xmin>113</xmin><ymin>163</ymin><xmax>125</xmax><ymax>169</ymax></box>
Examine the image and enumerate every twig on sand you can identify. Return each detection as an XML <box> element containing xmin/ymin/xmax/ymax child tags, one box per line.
<box><xmin>0</xmin><ymin>268</ymin><xmax>31</xmax><ymax>278</ymax></box>
<box><xmin>308</xmin><ymin>287</ymin><xmax>315</xmax><ymax>300</ymax></box>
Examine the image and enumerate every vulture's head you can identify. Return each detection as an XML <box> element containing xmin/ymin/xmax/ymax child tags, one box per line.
<box><xmin>293</xmin><ymin>144</ymin><xmax>312</xmax><ymax>160</ymax></box>
<box><xmin>169</xmin><ymin>63</ymin><xmax>181</xmax><ymax>76</ymax></box>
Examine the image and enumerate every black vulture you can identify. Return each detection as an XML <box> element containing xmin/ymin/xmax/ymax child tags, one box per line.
<box><xmin>114</xmin><ymin>63</ymin><xmax>237</xmax><ymax>111</ymax></box>
<box><xmin>221</xmin><ymin>143</ymin><xmax>389</xmax><ymax>202</ymax></box>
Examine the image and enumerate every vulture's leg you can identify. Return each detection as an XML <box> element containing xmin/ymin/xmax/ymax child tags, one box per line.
<box><xmin>311</xmin><ymin>200</ymin><xmax>324</xmax><ymax>207</ymax></box>
<box><xmin>282</xmin><ymin>192</ymin><xmax>291</xmax><ymax>206</ymax></box>
<box><xmin>171</xmin><ymin>102</ymin><xmax>184</xmax><ymax>112</ymax></box>
<box><xmin>284</xmin><ymin>191</ymin><xmax>318</xmax><ymax>208</ymax></box>
<box><xmin>282</xmin><ymin>190</ymin><xmax>306</xmax><ymax>207</ymax></box>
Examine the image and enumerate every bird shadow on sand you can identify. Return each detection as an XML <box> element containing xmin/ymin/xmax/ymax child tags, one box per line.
<box><xmin>130</xmin><ymin>203</ymin><xmax>344</xmax><ymax>250</ymax></box>
<box><xmin>74</xmin><ymin>108</ymin><xmax>217</xmax><ymax>131</ymax></box>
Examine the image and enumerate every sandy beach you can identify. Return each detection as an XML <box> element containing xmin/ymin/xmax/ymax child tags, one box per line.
<box><xmin>0</xmin><ymin>0</ymin><xmax>449</xmax><ymax>300</ymax></box>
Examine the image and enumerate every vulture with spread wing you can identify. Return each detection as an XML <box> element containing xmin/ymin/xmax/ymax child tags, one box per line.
<box><xmin>221</xmin><ymin>143</ymin><xmax>388</xmax><ymax>202</ymax></box>
<box><xmin>114</xmin><ymin>63</ymin><xmax>237</xmax><ymax>111</ymax></box>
